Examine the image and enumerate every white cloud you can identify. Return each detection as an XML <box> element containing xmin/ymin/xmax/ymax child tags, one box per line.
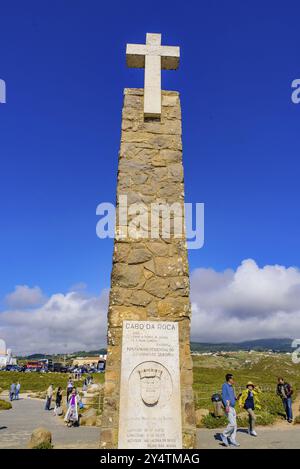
<box><xmin>5</xmin><ymin>285</ymin><xmax>46</xmax><ymax>309</ymax></box>
<box><xmin>191</xmin><ymin>259</ymin><xmax>300</xmax><ymax>343</ymax></box>
<box><xmin>0</xmin><ymin>288</ymin><xmax>109</xmax><ymax>355</ymax></box>
<box><xmin>1</xmin><ymin>259</ymin><xmax>300</xmax><ymax>354</ymax></box>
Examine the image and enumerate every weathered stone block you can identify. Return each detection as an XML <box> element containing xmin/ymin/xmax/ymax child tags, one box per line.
<box><xmin>144</xmin><ymin>277</ymin><xmax>169</xmax><ymax>298</ymax></box>
<box><xmin>112</xmin><ymin>263</ymin><xmax>143</xmax><ymax>287</ymax></box>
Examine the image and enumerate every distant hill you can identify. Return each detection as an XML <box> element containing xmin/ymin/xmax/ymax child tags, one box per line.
<box><xmin>19</xmin><ymin>339</ymin><xmax>293</xmax><ymax>359</ymax></box>
<box><xmin>26</xmin><ymin>353</ymin><xmax>51</xmax><ymax>359</ymax></box>
<box><xmin>191</xmin><ymin>338</ymin><xmax>293</xmax><ymax>353</ymax></box>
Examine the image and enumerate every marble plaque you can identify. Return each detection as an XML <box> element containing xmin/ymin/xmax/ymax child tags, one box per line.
<box><xmin>118</xmin><ymin>320</ymin><xmax>182</xmax><ymax>449</ymax></box>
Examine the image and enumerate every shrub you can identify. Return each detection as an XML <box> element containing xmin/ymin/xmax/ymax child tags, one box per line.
<box><xmin>32</xmin><ymin>442</ymin><xmax>53</xmax><ymax>449</ymax></box>
<box><xmin>256</xmin><ymin>411</ymin><xmax>277</xmax><ymax>426</ymax></box>
<box><xmin>201</xmin><ymin>413</ymin><xmax>228</xmax><ymax>429</ymax></box>
<box><xmin>259</xmin><ymin>392</ymin><xmax>283</xmax><ymax>417</ymax></box>
<box><xmin>0</xmin><ymin>399</ymin><xmax>12</xmax><ymax>410</ymax></box>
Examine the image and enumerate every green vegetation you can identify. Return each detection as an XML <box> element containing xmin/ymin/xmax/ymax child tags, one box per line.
<box><xmin>32</xmin><ymin>442</ymin><xmax>53</xmax><ymax>449</ymax></box>
<box><xmin>191</xmin><ymin>338</ymin><xmax>293</xmax><ymax>353</ymax></box>
<box><xmin>1</xmin><ymin>351</ymin><xmax>299</xmax><ymax>431</ymax></box>
<box><xmin>0</xmin><ymin>371</ymin><xmax>105</xmax><ymax>393</ymax></box>
<box><xmin>192</xmin><ymin>351</ymin><xmax>300</xmax><ymax>428</ymax></box>
<box><xmin>0</xmin><ymin>399</ymin><xmax>12</xmax><ymax>410</ymax></box>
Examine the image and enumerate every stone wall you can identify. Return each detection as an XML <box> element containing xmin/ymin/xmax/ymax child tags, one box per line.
<box><xmin>100</xmin><ymin>88</ymin><xmax>196</xmax><ymax>448</ymax></box>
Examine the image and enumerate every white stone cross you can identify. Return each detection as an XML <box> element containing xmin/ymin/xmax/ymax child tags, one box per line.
<box><xmin>126</xmin><ymin>33</ymin><xmax>180</xmax><ymax>118</ymax></box>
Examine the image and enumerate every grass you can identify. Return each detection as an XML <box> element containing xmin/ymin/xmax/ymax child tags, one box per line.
<box><xmin>192</xmin><ymin>351</ymin><xmax>300</xmax><ymax>428</ymax></box>
<box><xmin>0</xmin><ymin>371</ymin><xmax>105</xmax><ymax>393</ymax></box>
<box><xmin>0</xmin><ymin>399</ymin><xmax>12</xmax><ymax>410</ymax></box>
<box><xmin>1</xmin><ymin>352</ymin><xmax>299</xmax><ymax>430</ymax></box>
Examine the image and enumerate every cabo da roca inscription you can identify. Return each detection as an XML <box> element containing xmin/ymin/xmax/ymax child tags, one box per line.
<box><xmin>118</xmin><ymin>321</ymin><xmax>182</xmax><ymax>449</ymax></box>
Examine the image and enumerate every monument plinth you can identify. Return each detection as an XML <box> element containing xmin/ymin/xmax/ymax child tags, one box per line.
<box><xmin>101</xmin><ymin>85</ymin><xmax>195</xmax><ymax>448</ymax></box>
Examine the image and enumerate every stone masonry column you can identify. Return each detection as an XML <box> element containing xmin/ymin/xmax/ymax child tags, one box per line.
<box><xmin>100</xmin><ymin>88</ymin><xmax>196</xmax><ymax>449</ymax></box>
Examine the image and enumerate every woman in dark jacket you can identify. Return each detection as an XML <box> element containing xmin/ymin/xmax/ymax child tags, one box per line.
<box><xmin>54</xmin><ymin>387</ymin><xmax>63</xmax><ymax>416</ymax></box>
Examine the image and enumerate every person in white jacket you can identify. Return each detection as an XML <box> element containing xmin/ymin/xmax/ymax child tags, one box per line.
<box><xmin>64</xmin><ymin>388</ymin><xmax>79</xmax><ymax>427</ymax></box>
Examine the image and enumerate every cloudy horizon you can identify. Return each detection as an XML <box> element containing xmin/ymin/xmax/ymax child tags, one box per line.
<box><xmin>0</xmin><ymin>258</ymin><xmax>299</xmax><ymax>355</ymax></box>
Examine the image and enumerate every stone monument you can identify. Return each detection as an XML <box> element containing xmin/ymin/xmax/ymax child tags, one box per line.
<box><xmin>100</xmin><ymin>33</ymin><xmax>196</xmax><ymax>449</ymax></box>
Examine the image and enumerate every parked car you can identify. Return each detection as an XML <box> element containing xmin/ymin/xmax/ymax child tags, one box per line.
<box><xmin>5</xmin><ymin>365</ymin><xmax>20</xmax><ymax>372</ymax></box>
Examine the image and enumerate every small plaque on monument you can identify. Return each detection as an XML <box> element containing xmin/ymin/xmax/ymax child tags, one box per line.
<box><xmin>118</xmin><ymin>320</ymin><xmax>182</xmax><ymax>449</ymax></box>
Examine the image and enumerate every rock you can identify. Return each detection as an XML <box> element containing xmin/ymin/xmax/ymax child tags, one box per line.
<box><xmin>87</xmin><ymin>383</ymin><xmax>102</xmax><ymax>393</ymax></box>
<box><xmin>109</xmin><ymin>305</ymin><xmax>147</xmax><ymax>327</ymax></box>
<box><xmin>96</xmin><ymin>415</ymin><xmax>102</xmax><ymax>427</ymax></box>
<box><xmin>124</xmin><ymin>94</ymin><xmax>143</xmax><ymax>108</ymax></box>
<box><xmin>144</xmin><ymin>277</ymin><xmax>169</xmax><ymax>298</ymax></box>
<box><xmin>195</xmin><ymin>409</ymin><xmax>209</xmax><ymax>426</ymax></box>
<box><xmin>127</xmin><ymin>247</ymin><xmax>152</xmax><ymax>264</ymax></box>
<box><xmin>129</xmin><ymin>290</ymin><xmax>153</xmax><ymax>306</ymax></box>
<box><xmin>160</xmin><ymin>149</ymin><xmax>181</xmax><ymax>164</ymax></box>
<box><xmin>168</xmin><ymin>163</ymin><xmax>183</xmax><ymax>182</ymax></box>
<box><xmin>162</xmin><ymin>95</ymin><xmax>178</xmax><ymax>106</ymax></box>
<box><xmin>80</xmin><ymin>408</ymin><xmax>97</xmax><ymax>426</ymax></box>
<box><xmin>157</xmin><ymin>297</ymin><xmax>190</xmax><ymax>318</ymax></box>
<box><xmin>28</xmin><ymin>427</ymin><xmax>52</xmax><ymax>449</ymax></box>
<box><xmin>113</xmin><ymin>243</ymin><xmax>131</xmax><ymax>263</ymax></box>
<box><xmin>112</xmin><ymin>263</ymin><xmax>143</xmax><ymax>287</ymax></box>
<box><xmin>147</xmin><ymin>241</ymin><xmax>169</xmax><ymax>257</ymax></box>
<box><xmin>154</xmin><ymin>256</ymin><xmax>186</xmax><ymax>277</ymax></box>
<box><xmin>182</xmin><ymin>432</ymin><xmax>196</xmax><ymax>449</ymax></box>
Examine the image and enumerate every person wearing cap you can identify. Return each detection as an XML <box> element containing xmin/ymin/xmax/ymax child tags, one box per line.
<box><xmin>238</xmin><ymin>382</ymin><xmax>261</xmax><ymax>437</ymax></box>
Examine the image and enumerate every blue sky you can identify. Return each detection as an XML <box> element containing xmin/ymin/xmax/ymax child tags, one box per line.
<box><xmin>0</xmin><ymin>0</ymin><xmax>300</xmax><ymax>346</ymax></box>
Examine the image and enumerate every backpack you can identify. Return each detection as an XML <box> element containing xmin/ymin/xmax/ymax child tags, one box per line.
<box><xmin>211</xmin><ymin>393</ymin><xmax>222</xmax><ymax>402</ymax></box>
<box><xmin>284</xmin><ymin>383</ymin><xmax>293</xmax><ymax>398</ymax></box>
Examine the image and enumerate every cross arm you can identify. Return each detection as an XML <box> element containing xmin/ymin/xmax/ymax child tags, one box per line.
<box><xmin>126</xmin><ymin>44</ymin><xmax>147</xmax><ymax>68</ymax></box>
<box><xmin>161</xmin><ymin>46</ymin><xmax>180</xmax><ymax>70</ymax></box>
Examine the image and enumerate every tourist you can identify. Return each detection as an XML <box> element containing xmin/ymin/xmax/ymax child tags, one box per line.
<box><xmin>64</xmin><ymin>388</ymin><xmax>79</xmax><ymax>427</ymax></box>
<box><xmin>82</xmin><ymin>378</ymin><xmax>88</xmax><ymax>392</ymax></box>
<box><xmin>45</xmin><ymin>384</ymin><xmax>53</xmax><ymax>410</ymax></box>
<box><xmin>15</xmin><ymin>382</ymin><xmax>21</xmax><ymax>400</ymax></box>
<box><xmin>220</xmin><ymin>373</ymin><xmax>240</xmax><ymax>447</ymax></box>
<box><xmin>54</xmin><ymin>386</ymin><xmax>63</xmax><ymax>416</ymax></box>
<box><xmin>9</xmin><ymin>382</ymin><xmax>16</xmax><ymax>401</ymax></box>
<box><xmin>66</xmin><ymin>377</ymin><xmax>73</xmax><ymax>401</ymax></box>
<box><xmin>238</xmin><ymin>381</ymin><xmax>261</xmax><ymax>436</ymax></box>
<box><xmin>277</xmin><ymin>377</ymin><xmax>293</xmax><ymax>423</ymax></box>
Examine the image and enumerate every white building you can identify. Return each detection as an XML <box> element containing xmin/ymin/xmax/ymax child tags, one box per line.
<box><xmin>0</xmin><ymin>339</ymin><xmax>16</xmax><ymax>368</ymax></box>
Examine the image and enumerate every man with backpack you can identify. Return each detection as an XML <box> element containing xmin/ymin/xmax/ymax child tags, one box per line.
<box><xmin>277</xmin><ymin>377</ymin><xmax>293</xmax><ymax>423</ymax></box>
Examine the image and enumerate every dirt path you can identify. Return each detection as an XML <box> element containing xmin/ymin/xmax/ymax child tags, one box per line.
<box><xmin>1</xmin><ymin>395</ymin><xmax>299</xmax><ymax>449</ymax></box>
<box><xmin>0</xmin><ymin>397</ymin><xmax>99</xmax><ymax>449</ymax></box>
<box><xmin>292</xmin><ymin>393</ymin><xmax>300</xmax><ymax>417</ymax></box>
<box><xmin>197</xmin><ymin>426</ymin><xmax>300</xmax><ymax>449</ymax></box>
<box><xmin>198</xmin><ymin>394</ymin><xmax>300</xmax><ymax>449</ymax></box>
<box><xmin>271</xmin><ymin>392</ymin><xmax>300</xmax><ymax>429</ymax></box>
